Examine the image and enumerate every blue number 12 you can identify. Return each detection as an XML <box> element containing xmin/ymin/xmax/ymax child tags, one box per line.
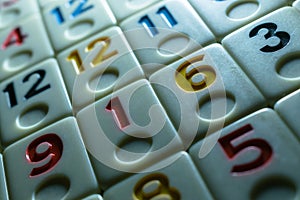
<box><xmin>51</xmin><ymin>0</ymin><xmax>94</xmax><ymax>24</ymax></box>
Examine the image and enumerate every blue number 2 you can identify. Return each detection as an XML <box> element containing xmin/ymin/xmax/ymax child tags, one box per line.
<box><xmin>139</xmin><ymin>6</ymin><xmax>177</xmax><ymax>37</ymax></box>
<box><xmin>69</xmin><ymin>0</ymin><xmax>94</xmax><ymax>18</ymax></box>
<box><xmin>51</xmin><ymin>0</ymin><xmax>94</xmax><ymax>24</ymax></box>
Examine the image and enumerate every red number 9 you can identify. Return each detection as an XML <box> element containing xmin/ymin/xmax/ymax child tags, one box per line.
<box><xmin>26</xmin><ymin>133</ymin><xmax>63</xmax><ymax>177</ymax></box>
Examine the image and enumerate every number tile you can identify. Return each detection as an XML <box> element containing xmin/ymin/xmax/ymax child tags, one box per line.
<box><xmin>0</xmin><ymin>14</ymin><xmax>54</xmax><ymax>81</ymax></box>
<box><xmin>37</xmin><ymin>0</ymin><xmax>59</xmax><ymax>9</ymax></box>
<box><xmin>0</xmin><ymin>154</ymin><xmax>9</xmax><ymax>200</ymax></box>
<box><xmin>82</xmin><ymin>194</ymin><xmax>103</xmax><ymax>200</ymax></box>
<box><xmin>293</xmin><ymin>0</ymin><xmax>300</xmax><ymax>11</ymax></box>
<box><xmin>222</xmin><ymin>7</ymin><xmax>300</xmax><ymax>105</ymax></box>
<box><xmin>275</xmin><ymin>89</ymin><xmax>300</xmax><ymax>139</ymax></box>
<box><xmin>188</xmin><ymin>0</ymin><xmax>292</xmax><ymax>40</ymax></box>
<box><xmin>0</xmin><ymin>59</ymin><xmax>72</xmax><ymax>147</ymax></box>
<box><xmin>42</xmin><ymin>0</ymin><xmax>116</xmax><ymax>51</ymax></box>
<box><xmin>103</xmin><ymin>152</ymin><xmax>213</xmax><ymax>200</ymax></box>
<box><xmin>189</xmin><ymin>108</ymin><xmax>300</xmax><ymax>200</ymax></box>
<box><xmin>76</xmin><ymin>79</ymin><xmax>183</xmax><ymax>189</ymax></box>
<box><xmin>149</xmin><ymin>43</ymin><xmax>266</xmax><ymax>148</ymax></box>
<box><xmin>120</xmin><ymin>0</ymin><xmax>215</xmax><ymax>77</ymax></box>
<box><xmin>57</xmin><ymin>26</ymin><xmax>145</xmax><ymax>112</ymax></box>
<box><xmin>107</xmin><ymin>0</ymin><xmax>160</xmax><ymax>21</ymax></box>
<box><xmin>3</xmin><ymin>117</ymin><xmax>99</xmax><ymax>200</ymax></box>
<box><xmin>0</xmin><ymin>0</ymin><xmax>39</xmax><ymax>30</ymax></box>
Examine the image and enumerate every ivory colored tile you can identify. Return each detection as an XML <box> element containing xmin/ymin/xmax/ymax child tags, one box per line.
<box><xmin>77</xmin><ymin>79</ymin><xmax>183</xmax><ymax>189</ymax></box>
<box><xmin>293</xmin><ymin>0</ymin><xmax>300</xmax><ymax>11</ymax></box>
<box><xmin>3</xmin><ymin>117</ymin><xmax>99</xmax><ymax>200</ymax></box>
<box><xmin>0</xmin><ymin>0</ymin><xmax>39</xmax><ymax>30</ymax></box>
<box><xmin>120</xmin><ymin>0</ymin><xmax>215</xmax><ymax>77</ymax></box>
<box><xmin>0</xmin><ymin>59</ymin><xmax>71</xmax><ymax>147</ymax></box>
<box><xmin>107</xmin><ymin>0</ymin><xmax>160</xmax><ymax>21</ymax></box>
<box><xmin>149</xmin><ymin>44</ymin><xmax>266</xmax><ymax>147</ymax></box>
<box><xmin>190</xmin><ymin>109</ymin><xmax>300</xmax><ymax>200</ymax></box>
<box><xmin>42</xmin><ymin>0</ymin><xmax>116</xmax><ymax>51</ymax></box>
<box><xmin>0</xmin><ymin>14</ymin><xmax>54</xmax><ymax>81</ymax></box>
<box><xmin>222</xmin><ymin>7</ymin><xmax>300</xmax><ymax>105</ymax></box>
<box><xmin>0</xmin><ymin>155</ymin><xmax>8</xmax><ymax>200</ymax></box>
<box><xmin>189</xmin><ymin>0</ymin><xmax>292</xmax><ymax>39</ymax></box>
<box><xmin>275</xmin><ymin>89</ymin><xmax>300</xmax><ymax>139</ymax></box>
<box><xmin>104</xmin><ymin>152</ymin><xmax>213</xmax><ymax>200</ymax></box>
<box><xmin>57</xmin><ymin>26</ymin><xmax>144</xmax><ymax>112</ymax></box>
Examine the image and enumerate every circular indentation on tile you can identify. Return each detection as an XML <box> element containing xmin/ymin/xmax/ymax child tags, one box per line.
<box><xmin>35</xmin><ymin>177</ymin><xmax>70</xmax><ymax>200</ymax></box>
<box><xmin>65</xmin><ymin>20</ymin><xmax>94</xmax><ymax>39</ymax></box>
<box><xmin>4</xmin><ymin>50</ymin><xmax>33</xmax><ymax>71</ymax></box>
<box><xmin>18</xmin><ymin>104</ymin><xmax>48</xmax><ymax>128</ymax></box>
<box><xmin>158</xmin><ymin>34</ymin><xmax>190</xmax><ymax>56</ymax></box>
<box><xmin>276</xmin><ymin>53</ymin><xmax>300</xmax><ymax>79</ymax></box>
<box><xmin>0</xmin><ymin>9</ymin><xmax>20</xmax><ymax>28</ymax></box>
<box><xmin>88</xmin><ymin>69</ymin><xmax>119</xmax><ymax>92</ymax></box>
<box><xmin>226</xmin><ymin>1</ymin><xmax>259</xmax><ymax>20</ymax></box>
<box><xmin>198</xmin><ymin>92</ymin><xmax>235</xmax><ymax>120</ymax></box>
<box><xmin>251</xmin><ymin>176</ymin><xmax>296</xmax><ymax>200</ymax></box>
<box><xmin>115</xmin><ymin>137</ymin><xmax>152</xmax><ymax>163</ymax></box>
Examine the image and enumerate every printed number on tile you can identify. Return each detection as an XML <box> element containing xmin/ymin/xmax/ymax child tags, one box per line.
<box><xmin>67</xmin><ymin>36</ymin><xmax>118</xmax><ymax>74</ymax></box>
<box><xmin>134</xmin><ymin>173</ymin><xmax>180</xmax><ymax>200</ymax></box>
<box><xmin>3</xmin><ymin>69</ymin><xmax>51</xmax><ymax>107</ymax></box>
<box><xmin>218</xmin><ymin>124</ymin><xmax>273</xmax><ymax>175</ymax></box>
<box><xmin>51</xmin><ymin>0</ymin><xmax>94</xmax><ymax>24</ymax></box>
<box><xmin>175</xmin><ymin>55</ymin><xmax>216</xmax><ymax>92</ymax></box>
<box><xmin>139</xmin><ymin>6</ymin><xmax>177</xmax><ymax>37</ymax></box>
<box><xmin>249</xmin><ymin>22</ymin><xmax>290</xmax><ymax>53</ymax></box>
<box><xmin>1</xmin><ymin>27</ymin><xmax>27</xmax><ymax>50</ymax></box>
<box><xmin>26</xmin><ymin>133</ymin><xmax>63</xmax><ymax>177</ymax></box>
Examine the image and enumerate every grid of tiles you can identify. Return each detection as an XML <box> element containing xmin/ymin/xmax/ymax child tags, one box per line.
<box><xmin>1</xmin><ymin>0</ymin><xmax>300</xmax><ymax>199</ymax></box>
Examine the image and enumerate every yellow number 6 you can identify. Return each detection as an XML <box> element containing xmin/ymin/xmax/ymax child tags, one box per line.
<box><xmin>175</xmin><ymin>55</ymin><xmax>216</xmax><ymax>92</ymax></box>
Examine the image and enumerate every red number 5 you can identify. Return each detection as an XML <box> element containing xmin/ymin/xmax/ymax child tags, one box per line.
<box><xmin>218</xmin><ymin>124</ymin><xmax>272</xmax><ymax>175</ymax></box>
<box><xmin>26</xmin><ymin>133</ymin><xmax>63</xmax><ymax>177</ymax></box>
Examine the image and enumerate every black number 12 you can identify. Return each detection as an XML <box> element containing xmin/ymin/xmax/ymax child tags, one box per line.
<box><xmin>3</xmin><ymin>70</ymin><xmax>51</xmax><ymax>107</ymax></box>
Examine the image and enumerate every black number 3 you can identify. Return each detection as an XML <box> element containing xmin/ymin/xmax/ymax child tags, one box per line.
<box><xmin>249</xmin><ymin>22</ymin><xmax>290</xmax><ymax>53</ymax></box>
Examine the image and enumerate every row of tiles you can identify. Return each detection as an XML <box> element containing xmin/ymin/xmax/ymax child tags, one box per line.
<box><xmin>1</xmin><ymin>1</ymin><xmax>300</xmax><ymax>132</ymax></box>
<box><xmin>1</xmin><ymin>0</ymin><xmax>300</xmax><ymax>81</ymax></box>
<box><xmin>1</xmin><ymin>37</ymin><xmax>300</xmax><ymax>148</ymax></box>
<box><xmin>0</xmin><ymin>106</ymin><xmax>300</xmax><ymax>199</ymax></box>
<box><xmin>1</xmin><ymin>2</ymin><xmax>300</xmax><ymax>98</ymax></box>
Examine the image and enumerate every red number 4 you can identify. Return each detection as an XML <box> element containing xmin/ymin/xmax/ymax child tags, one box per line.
<box><xmin>1</xmin><ymin>0</ymin><xmax>18</xmax><ymax>8</ymax></box>
<box><xmin>1</xmin><ymin>27</ymin><xmax>27</xmax><ymax>50</ymax></box>
<box><xmin>218</xmin><ymin>124</ymin><xmax>272</xmax><ymax>175</ymax></box>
